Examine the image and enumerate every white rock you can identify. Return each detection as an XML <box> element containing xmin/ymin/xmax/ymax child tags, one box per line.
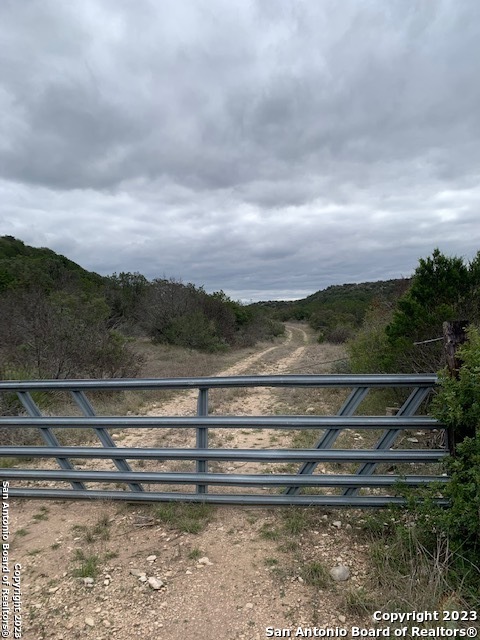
<box><xmin>332</xmin><ymin>521</ymin><xmax>342</xmax><ymax>528</ymax></box>
<box><xmin>130</xmin><ymin>569</ymin><xmax>146</xmax><ymax>577</ymax></box>
<box><xmin>330</xmin><ymin>565</ymin><xmax>350</xmax><ymax>581</ymax></box>
<box><xmin>85</xmin><ymin>617</ymin><xmax>94</xmax><ymax>627</ymax></box>
<box><xmin>245</xmin><ymin>603</ymin><xmax>254</xmax><ymax>609</ymax></box>
<box><xmin>338</xmin><ymin>615</ymin><xmax>346</xmax><ymax>624</ymax></box>
<box><xmin>198</xmin><ymin>556</ymin><xmax>213</xmax><ymax>566</ymax></box>
<box><xmin>83</xmin><ymin>577</ymin><xmax>94</xmax><ymax>586</ymax></box>
<box><xmin>147</xmin><ymin>555</ymin><xmax>157</xmax><ymax>562</ymax></box>
<box><xmin>148</xmin><ymin>577</ymin><xmax>164</xmax><ymax>590</ymax></box>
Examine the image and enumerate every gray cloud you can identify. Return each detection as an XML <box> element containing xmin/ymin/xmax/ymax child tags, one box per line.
<box><xmin>1</xmin><ymin>0</ymin><xmax>480</xmax><ymax>300</ymax></box>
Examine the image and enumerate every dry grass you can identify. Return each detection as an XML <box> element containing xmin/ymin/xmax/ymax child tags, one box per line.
<box><xmin>134</xmin><ymin>338</ymin><xmax>259</xmax><ymax>379</ymax></box>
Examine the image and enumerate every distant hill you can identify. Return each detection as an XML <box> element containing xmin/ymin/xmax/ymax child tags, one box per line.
<box><xmin>252</xmin><ymin>278</ymin><xmax>411</xmax><ymax>341</ymax></box>
<box><xmin>0</xmin><ymin>235</ymin><xmax>105</xmax><ymax>293</ymax></box>
<box><xmin>256</xmin><ymin>278</ymin><xmax>409</xmax><ymax>313</ymax></box>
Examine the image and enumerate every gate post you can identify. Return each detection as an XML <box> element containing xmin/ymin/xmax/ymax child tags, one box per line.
<box><xmin>442</xmin><ymin>320</ymin><xmax>473</xmax><ymax>455</ymax></box>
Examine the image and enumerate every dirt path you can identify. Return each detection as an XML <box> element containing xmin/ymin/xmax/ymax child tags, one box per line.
<box><xmin>7</xmin><ymin>325</ymin><xmax>370</xmax><ymax>640</ymax></box>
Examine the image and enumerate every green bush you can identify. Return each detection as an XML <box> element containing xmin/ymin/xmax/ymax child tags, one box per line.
<box><xmin>430</xmin><ymin>327</ymin><xmax>480</xmax><ymax>558</ymax></box>
<box><xmin>347</xmin><ymin>303</ymin><xmax>394</xmax><ymax>373</ymax></box>
<box><xmin>163</xmin><ymin>311</ymin><xmax>228</xmax><ymax>352</ymax></box>
<box><xmin>442</xmin><ymin>434</ymin><xmax>480</xmax><ymax>555</ymax></box>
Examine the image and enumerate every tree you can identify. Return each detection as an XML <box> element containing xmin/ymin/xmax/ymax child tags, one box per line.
<box><xmin>104</xmin><ymin>271</ymin><xmax>148</xmax><ymax>330</ymax></box>
<box><xmin>349</xmin><ymin>249</ymin><xmax>480</xmax><ymax>373</ymax></box>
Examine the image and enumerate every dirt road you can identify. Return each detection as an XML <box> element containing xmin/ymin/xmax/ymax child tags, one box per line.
<box><xmin>7</xmin><ymin>325</ymin><xmax>370</xmax><ymax>640</ymax></box>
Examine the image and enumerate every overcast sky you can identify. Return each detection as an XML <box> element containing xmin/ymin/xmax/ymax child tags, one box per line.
<box><xmin>1</xmin><ymin>1</ymin><xmax>480</xmax><ymax>301</ymax></box>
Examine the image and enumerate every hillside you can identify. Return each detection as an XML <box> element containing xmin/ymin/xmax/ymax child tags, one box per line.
<box><xmin>0</xmin><ymin>235</ymin><xmax>106</xmax><ymax>293</ymax></box>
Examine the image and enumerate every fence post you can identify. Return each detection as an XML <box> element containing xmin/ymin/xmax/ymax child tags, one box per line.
<box><xmin>442</xmin><ymin>320</ymin><xmax>472</xmax><ymax>455</ymax></box>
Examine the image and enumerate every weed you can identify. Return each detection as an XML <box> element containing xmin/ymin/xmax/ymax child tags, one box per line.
<box><xmin>187</xmin><ymin>548</ymin><xmax>203</xmax><ymax>560</ymax></box>
<box><xmin>281</xmin><ymin>508</ymin><xmax>311</xmax><ymax>535</ymax></box>
<box><xmin>50</xmin><ymin>543</ymin><xmax>60</xmax><ymax>551</ymax></box>
<box><xmin>270</xmin><ymin>566</ymin><xmax>290</xmax><ymax>580</ymax></box>
<box><xmin>259</xmin><ymin>523</ymin><xmax>280</xmax><ymax>541</ymax></box>
<box><xmin>154</xmin><ymin>502</ymin><xmax>214</xmax><ymax>534</ymax></box>
<box><xmin>84</xmin><ymin>530</ymin><xmax>96</xmax><ymax>544</ymax></box>
<box><xmin>72</xmin><ymin>524</ymin><xmax>87</xmax><ymax>534</ymax></box>
<box><xmin>32</xmin><ymin>507</ymin><xmax>49</xmax><ymax>522</ymax></box>
<box><xmin>344</xmin><ymin>587</ymin><xmax>376</xmax><ymax>616</ymax></box>
<box><xmin>15</xmin><ymin>528</ymin><xmax>28</xmax><ymax>537</ymax></box>
<box><xmin>291</xmin><ymin>429</ymin><xmax>317</xmax><ymax>449</ymax></box>
<box><xmin>27</xmin><ymin>548</ymin><xmax>42</xmax><ymax>556</ymax></box>
<box><xmin>72</xmin><ymin>515</ymin><xmax>111</xmax><ymax>544</ymax></box>
<box><xmin>264</xmin><ymin>557</ymin><xmax>279</xmax><ymax>566</ymax></box>
<box><xmin>278</xmin><ymin>540</ymin><xmax>299</xmax><ymax>552</ymax></box>
<box><xmin>72</xmin><ymin>550</ymin><xmax>99</xmax><ymax>579</ymax></box>
<box><xmin>300</xmin><ymin>561</ymin><xmax>330</xmax><ymax>588</ymax></box>
<box><xmin>91</xmin><ymin>515</ymin><xmax>111</xmax><ymax>541</ymax></box>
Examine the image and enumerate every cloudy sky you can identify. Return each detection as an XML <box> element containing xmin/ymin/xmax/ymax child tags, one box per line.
<box><xmin>1</xmin><ymin>1</ymin><xmax>480</xmax><ymax>301</ymax></box>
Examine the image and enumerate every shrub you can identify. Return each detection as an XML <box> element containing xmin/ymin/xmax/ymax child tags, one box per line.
<box><xmin>0</xmin><ymin>288</ymin><xmax>141</xmax><ymax>379</ymax></box>
<box><xmin>324</xmin><ymin>324</ymin><xmax>354</xmax><ymax>344</ymax></box>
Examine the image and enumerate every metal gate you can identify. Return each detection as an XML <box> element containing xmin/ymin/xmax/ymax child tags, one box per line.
<box><xmin>0</xmin><ymin>375</ymin><xmax>449</xmax><ymax>507</ymax></box>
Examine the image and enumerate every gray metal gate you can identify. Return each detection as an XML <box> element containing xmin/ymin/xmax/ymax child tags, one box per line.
<box><xmin>0</xmin><ymin>375</ymin><xmax>449</xmax><ymax>507</ymax></box>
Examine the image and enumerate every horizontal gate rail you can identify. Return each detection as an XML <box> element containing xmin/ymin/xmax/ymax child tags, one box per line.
<box><xmin>1</xmin><ymin>469</ymin><xmax>449</xmax><ymax>486</ymax></box>
<box><xmin>0</xmin><ymin>374</ymin><xmax>438</xmax><ymax>391</ymax></box>
<box><xmin>0</xmin><ymin>374</ymin><xmax>448</xmax><ymax>507</ymax></box>
<box><xmin>0</xmin><ymin>446</ymin><xmax>447</xmax><ymax>462</ymax></box>
<box><xmin>5</xmin><ymin>489</ymin><xmax>450</xmax><ymax>507</ymax></box>
<box><xmin>0</xmin><ymin>416</ymin><xmax>439</xmax><ymax>429</ymax></box>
